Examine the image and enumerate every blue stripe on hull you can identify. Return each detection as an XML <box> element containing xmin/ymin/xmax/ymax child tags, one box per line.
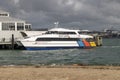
<box><xmin>77</xmin><ymin>40</ymin><xmax>84</xmax><ymax>47</ymax></box>
<box><xmin>25</xmin><ymin>47</ymin><xmax>83</xmax><ymax>50</ymax></box>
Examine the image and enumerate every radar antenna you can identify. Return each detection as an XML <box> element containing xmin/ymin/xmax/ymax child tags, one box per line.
<box><xmin>54</xmin><ymin>22</ymin><xmax>59</xmax><ymax>28</ymax></box>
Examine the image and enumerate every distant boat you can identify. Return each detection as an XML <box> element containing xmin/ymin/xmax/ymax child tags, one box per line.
<box><xmin>16</xmin><ymin>28</ymin><xmax>97</xmax><ymax>50</ymax></box>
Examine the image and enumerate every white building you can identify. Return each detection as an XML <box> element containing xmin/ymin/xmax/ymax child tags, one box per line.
<box><xmin>0</xmin><ymin>10</ymin><xmax>32</xmax><ymax>44</ymax></box>
<box><xmin>0</xmin><ymin>10</ymin><xmax>46</xmax><ymax>45</ymax></box>
<box><xmin>0</xmin><ymin>10</ymin><xmax>31</xmax><ymax>31</ymax></box>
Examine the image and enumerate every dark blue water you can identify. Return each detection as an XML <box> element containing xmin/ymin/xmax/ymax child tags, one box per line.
<box><xmin>0</xmin><ymin>39</ymin><xmax>120</xmax><ymax>66</ymax></box>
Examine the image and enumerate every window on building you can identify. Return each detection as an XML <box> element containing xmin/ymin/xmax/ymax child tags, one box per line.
<box><xmin>0</xmin><ymin>13</ymin><xmax>8</xmax><ymax>17</ymax></box>
<box><xmin>2</xmin><ymin>23</ymin><xmax>15</xmax><ymax>30</ymax></box>
<box><xmin>9</xmin><ymin>23</ymin><xmax>15</xmax><ymax>30</ymax></box>
<box><xmin>25</xmin><ymin>24</ymin><xmax>31</xmax><ymax>31</ymax></box>
<box><xmin>17</xmin><ymin>23</ymin><xmax>24</xmax><ymax>30</ymax></box>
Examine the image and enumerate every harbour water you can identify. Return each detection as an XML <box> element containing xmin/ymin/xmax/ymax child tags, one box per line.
<box><xmin>0</xmin><ymin>39</ymin><xmax>120</xmax><ymax>66</ymax></box>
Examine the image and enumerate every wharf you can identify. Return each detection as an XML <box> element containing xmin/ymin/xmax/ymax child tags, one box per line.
<box><xmin>0</xmin><ymin>31</ymin><xmax>45</xmax><ymax>50</ymax></box>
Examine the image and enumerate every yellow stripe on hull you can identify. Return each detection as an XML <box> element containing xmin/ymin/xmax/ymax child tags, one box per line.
<box><xmin>90</xmin><ymin>42</ymin><xmax>96</xmax><ymax>47</ymax></box>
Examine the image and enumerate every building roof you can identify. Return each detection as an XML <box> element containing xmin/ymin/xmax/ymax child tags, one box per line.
<box><xmin>0</xmin><ymin>16</ymin><xmax>25</xmax><ymax>22</ymax></box>
<box><xmin>0</xmin><ymin>10</ymin><xmax>9</xmax><ymax>14</ymax></box>
<box><xmin>0</xmin><ymin>9</ymin><xmax>25</xmax><ymax>22</ymax></box>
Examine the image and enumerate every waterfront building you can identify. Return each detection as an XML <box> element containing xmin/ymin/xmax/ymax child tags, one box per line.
<box><xmin>0</xmin><ymin>10</ymin><xmax>32</xmax><ymax>46</ymax></box>
<box><xmin>0</xmin><ymin>10</ymin><xmax>31</xmax><ymax>31</ymax></box>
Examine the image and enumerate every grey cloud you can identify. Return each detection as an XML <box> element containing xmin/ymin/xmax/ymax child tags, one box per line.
<box><xmin>0</xmin><ymin>0</ymin><xmax>120</xmax><ymax>30</ymax></box>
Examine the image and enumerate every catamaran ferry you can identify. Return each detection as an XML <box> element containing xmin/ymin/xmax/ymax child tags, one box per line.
<box><xmin>16</xmin><ymin>28</ymin><xmax>102</xmax><ymax>50</ymax></box>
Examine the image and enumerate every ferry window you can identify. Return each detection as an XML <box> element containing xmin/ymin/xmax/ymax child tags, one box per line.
<box><xmin>17</xmin><ymin>23</ymin><xmax>24</xmax><ymax>30</ymax></box>
<box><xmin>2</xmin><ymin>23</ymin><xmax>15</xmax><ymax>30</ymax></box>
<box><xmin>86</xmin><ymin>38</ymin><xmax>93</xmax><ymax>42</ymax></box>
<box><xmin>45</xmin><ymin>31</ymin><xmax>50</xmax><ymax>34</ymax></box>
<box><xmin>51</xmin><ymin>31</ymin><xmax>58</xmax><ymax>34</ymax></box>
<box><xmin>68</xmin><ymin>32</ymin><xmax>76</xmax><ymax>34</ymax></box>
<box><xmin>78</xmin><ymin>32</ymin><xmax>82</xmax><ymax>34</ymax></box>
<box><xmin>78</xmin><ymin>31</ymin><xmax>88</xmax><ymax>34</ymax></box>
<box><xmin>36</xmin><ymin>38</ymin><xmax>79</xmax><ymax>41</ymax></box>
<box><xmin>59</xmin><ymin>32</ymin><xmax>76</xmax><ymax>34</ymax></box>
<box><xmin>45</xmin><ymin>31</ymin><xmax>58</xmax><ymax>34</ymax></box>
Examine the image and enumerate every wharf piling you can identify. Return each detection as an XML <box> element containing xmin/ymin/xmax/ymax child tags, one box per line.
<box><xmin>11</xmin><ymin>34</ymin><xmax>14</xmax><ymax>50</ymax></box>
<box><xmin>0</xmin><ymin>34</ymin><xmax>25</xmax><ymax>50</ymax></box>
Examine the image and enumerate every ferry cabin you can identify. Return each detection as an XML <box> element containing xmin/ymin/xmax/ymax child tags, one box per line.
<box><xmin>45</xmin><ymin>28</ymin><xmax>93</xmax><ymax>38</ymax></box>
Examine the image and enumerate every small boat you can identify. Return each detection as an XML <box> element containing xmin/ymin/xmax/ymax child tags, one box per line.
<box><xmin>16</xmin><ymin>28</ymin><xmax>99</xmax><ymax>50</ymax></box>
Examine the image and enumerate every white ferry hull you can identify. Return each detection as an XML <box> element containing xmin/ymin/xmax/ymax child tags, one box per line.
<box><xmin>18</xmin><ymin>41</ymin><xmax>85</xmax><ymax>50</ymax></box>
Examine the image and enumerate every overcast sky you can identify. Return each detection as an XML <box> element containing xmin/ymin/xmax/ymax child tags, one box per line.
<box><xmin>0</xmin><ymin>0</ymin><xmax>120</xmax><ymax>30</ymax></box>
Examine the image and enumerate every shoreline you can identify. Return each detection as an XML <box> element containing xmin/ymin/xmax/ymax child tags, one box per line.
<box><xmin>1</xmin><ymin>65</ymin><xmax>120</xmax><ymax>69</ymax></box>
<box><xmin>0</xmin><ymin>65</ymin><xmax>120</xmax><ymax>80</ymax></box>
